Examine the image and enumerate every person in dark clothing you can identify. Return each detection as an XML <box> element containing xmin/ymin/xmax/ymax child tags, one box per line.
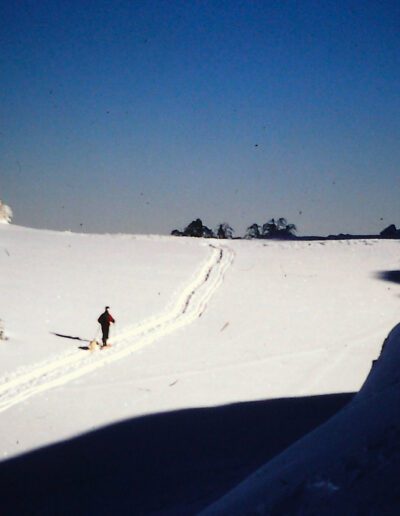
<box><xmin>97</xmin><ymin>306</ymin><xmax>115</xmax><ymax>347</ymax></box>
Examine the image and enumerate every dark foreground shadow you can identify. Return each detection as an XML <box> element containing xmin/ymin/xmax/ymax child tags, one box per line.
<box><xmin>51</xmin><ymin>332</ymin><xmax>90</xmax><ymax>342</ymax></box>
<box><xmin>376</xmin><ymin>270</ymin><xmax>400</xmax><ymax>285</ymax></box>
<box><xmin>0</xmin><ymin>393</ymin><xmax>353</xmax><ymax>515</ymax></box>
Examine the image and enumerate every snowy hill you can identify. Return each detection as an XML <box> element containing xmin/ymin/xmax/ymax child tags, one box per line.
<box><xmin>0</xmin><ymin>224</ymin><xmax>399</xmax><ymax>514</ymax></box>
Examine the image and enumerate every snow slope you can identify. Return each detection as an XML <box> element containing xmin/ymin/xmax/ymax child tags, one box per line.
<box><xmin>201</xmin><ymin>324</ymin><xmax>400</xmax><ymax>515</ymax></box>
<box><xmin>0</xmin><ymin>224</ymin><xmax>399</xmax><ymax>514</ymax></box>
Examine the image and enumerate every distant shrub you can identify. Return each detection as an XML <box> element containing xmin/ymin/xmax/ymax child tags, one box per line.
<box><xmin>380</xmin><ymin>224</ymin><xmax>400</xmax><ymax>239</ymax></box>
<box><xmin>171</xmin><ymin>218</ymin><xmax>215</xmax><ymax>238</ymax></box>
<box><xmin>216</xmin><ymin>223</ymin><xmax>234</xmax><ymax>239</ymax></box>
<box><xmin>245</xmin><ymin>223</ymin><xmax>261</xmax><ymax>239</ymax></box>
<box><xmin>262</xmin><ymin>218</ymin><xmax>297</xmax><ymax>239</ymax></box>
<box><xmin>0</xmin><ymin>319</ymin><xmax>7</xmax><ymax>341</ymax></box>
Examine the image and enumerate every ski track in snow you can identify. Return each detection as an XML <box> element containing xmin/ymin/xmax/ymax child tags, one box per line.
<box><xmin>0</xmin><ymin>243</ymin><xmax>234</xmax><ymax>414</ymax></box>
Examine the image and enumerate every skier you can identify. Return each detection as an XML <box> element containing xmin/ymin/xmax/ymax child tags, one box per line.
<box><xmin>97</xmin><ymin>306</ymin><xmax>115</xmax><ymax>347</ymax></box>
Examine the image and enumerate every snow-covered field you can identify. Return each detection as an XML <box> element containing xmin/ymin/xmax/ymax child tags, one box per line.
<box><xmin>0</xmin><ymin>224</ymin><xmax>399</xmax><ymax>514</ymax></box>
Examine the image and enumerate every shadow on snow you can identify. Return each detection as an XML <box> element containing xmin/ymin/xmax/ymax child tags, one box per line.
<box><xmin>375</xmin><ymin>270</ymin><xmax>400</xmax><ymax>285</ymax></box>
<box><xmin>0</xmin><ymin>392</ymin><xmax>354</xmax><ymax>515</ymax></box>
<box><xmin>50</xmin><ymin>332</ymin><xmax>91</xmax><ymax>342</ymax></box>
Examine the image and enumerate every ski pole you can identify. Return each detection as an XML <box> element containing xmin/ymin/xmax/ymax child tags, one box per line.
<box><xmin>93</xmin><ymin>325</ymin><xmax>100</xmax><ymax>341</ymax></box>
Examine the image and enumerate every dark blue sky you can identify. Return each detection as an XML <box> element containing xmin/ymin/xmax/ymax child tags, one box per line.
<box><xmin>1</xmin><ymin>0</ymin><xmax>399</xmax><ymax>235</ymax></box>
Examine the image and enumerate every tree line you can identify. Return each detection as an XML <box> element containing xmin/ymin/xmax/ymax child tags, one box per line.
<box><xmin>171</xmin><ymin>217</ymin><xmax>297</xmax><ymax>239</ymax></box>
<box><xmin>172</xmin><ymin>218</ymin><xmax>400</xmax><ymax>240</ymax></box>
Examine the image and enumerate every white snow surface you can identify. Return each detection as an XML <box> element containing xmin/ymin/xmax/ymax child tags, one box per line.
<box><xmin>0</xmin><ymin>224</ymin><xmax>399</xmax><ymax>514</ymax></box>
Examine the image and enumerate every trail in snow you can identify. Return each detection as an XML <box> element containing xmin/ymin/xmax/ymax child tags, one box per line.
<box><xmin>0</xmin><ymin>243</ymin><xmax>234</xmax><ymax>414</ymax></box>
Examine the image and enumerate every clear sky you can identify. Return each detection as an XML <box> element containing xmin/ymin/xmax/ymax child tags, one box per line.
<box><xmin>1</xmin><ymin>0</ymin><xmax>399</xmax><ymax>236</ymax></box>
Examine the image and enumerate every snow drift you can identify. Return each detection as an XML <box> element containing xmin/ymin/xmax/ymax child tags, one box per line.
<box><xmin>201</xmin><ymin>323</ymin><xmax>400</xmax><ymax>515</ymax></box>
<box><xmin>0</xmin><ymin>200</ymin><xmax>12</xmax><ymax>224</ymax></box>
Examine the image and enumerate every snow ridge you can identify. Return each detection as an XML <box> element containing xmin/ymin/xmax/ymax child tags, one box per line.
<box><xmin>0</xmin><ymin>243</ymin><xmax>234</xmax><ymax>414</ymax></box>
